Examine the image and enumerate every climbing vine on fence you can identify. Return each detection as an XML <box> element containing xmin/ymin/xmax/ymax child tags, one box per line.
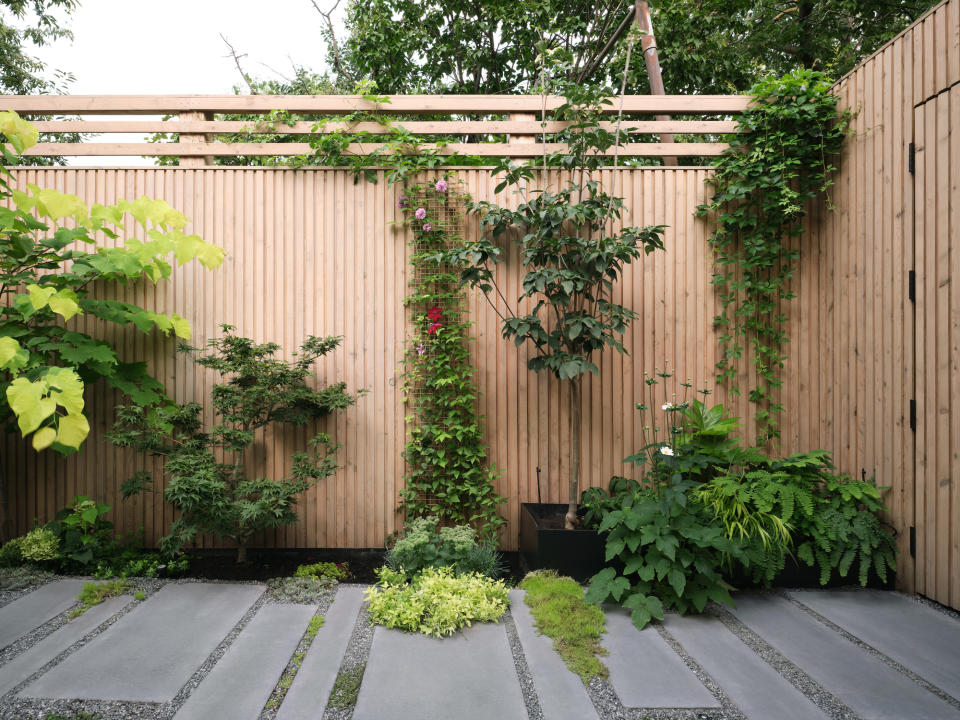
<box><xmin>697</xmin><ymin>69</ymin><xmax>848</xmax><ymax>444</ymax></box>
<box><xmin>396</xmin><ymin>176</ymin><xmax>505</xmax><ymax>542</ymax></box>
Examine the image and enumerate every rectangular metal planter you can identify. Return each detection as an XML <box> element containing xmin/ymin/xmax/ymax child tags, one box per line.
<box><xmin>518</xmin><ymin>502</ymin><xmax>606</xmax><ymax>582</ymax></box>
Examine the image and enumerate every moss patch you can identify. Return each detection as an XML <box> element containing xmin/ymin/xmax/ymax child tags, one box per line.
<box><xmin>70</xmin><ymin>580</ymin><xmax>129</xmax><ymax>619</ymax></box>
<box><xmin>328</xmin><ymin>663</ymin><xmax>365</xmax><ymax>709</ymax></box>
<box><xmin>519</xmin><ymin>570</ymin><xmax>608</xmax><ymax>683</ymax></box>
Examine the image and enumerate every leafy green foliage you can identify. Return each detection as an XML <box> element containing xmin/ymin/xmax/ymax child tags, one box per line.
<box><xmin>109</xmin><ymin>328</ymin><xmax>360</xmax><ymax>562</ymax></box>
<box><xmin>397</xmin><ymin>178</ymin><xmax>506</xmax><ymax>539</ymax></box>
<box><xmin>385</xmin><ymin>517</ymin><xmax>502</xmax><ymax>578</ymax></box>
<box><xmin>519</xmin><ymin>570</ymin><xmax>608</xmax><ymax>683</ymax></box>
<box><xmin>441</xmin><ymin>62</ymin><xmax>665</xmax><ymax>523</ymax></box>
<box><xmin>69</xmin><ymin>579</ymin><xmax>128</xmax><ymax>619</ymax></box>
<box><xmin>266</xmin><ymin>575</ymin><xmax>338</xmax><ymax>603</ymax></box>
<box><xmin>0</xmin><ymin>112</ymin><xmax>223</xmax><ymax>452</ymax></box>
<box><xmin>294</xmin><ymin>561</ymin><xmax>351</xmax><ymax>581</ymax></box>
<box><xmin>19</xmin><ymin>526</ymin><xmax>59</xmax><ymax>562</ymax></box>
<box><xmin>698</xmin><ymin>70</ymin><xmax>848</xmax><ymax>442</ymax></box>
<box><xmin>45</xmin><ymin>495</ymin><xmax>113</xmax><ymax>570</ymax></box>
<box><xmin>0</xmin><ymin>564</ymin><xmax>53</xmax><ymax>590</ymax></box>
<box><xmin>365</xmin><ymin>565</ymin><xmax>508</xmax><ymax>637</ymax></box>
<box><xmin>0</xmin><ymin>534</ymin><xmax>24</xmax><ymax>567</ymax></box>
<box><xmin>92</xmin><ymin>550</ymin><xmax>189</xmax><ymax>579</ymax></box>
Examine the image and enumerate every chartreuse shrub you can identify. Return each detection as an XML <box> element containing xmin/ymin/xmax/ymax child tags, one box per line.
<box><xmin>698</xmin><ymin>70</ymin><xmax>848</xmax><ymax>443</ymax></box>
<box><xmin>110</xmin><ymin>327</ymin><xmax>361</xmax><ymax>563</ymax></box>
<box><xmin>365</xmin><ymin>565</ymin><xmax>508</xmax><ymax>637</ymax></box>
<box><xmin>520</xmin><ymin>571</ymin><xmax>607</xmax><ymax>683</ymax></box>
<box><xmin>19</xmin><ymin>527</ymin><xmax>59</xmax><ymax>563</ymax></box>
<box><xmin>0</xmin><ymin>111</ymin><xmax>223</xmax><ymax>454</ymax></box>
<box><xmin>584</xmin><ymin>369</ymin><xmax>896</xmax><ymax>629</ymax></box>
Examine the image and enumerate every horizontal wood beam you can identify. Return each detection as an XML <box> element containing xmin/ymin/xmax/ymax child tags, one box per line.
<box><xmin>2</xmin><ymin>94</ymin><xmax>750</xmax><ymax>115</ymax></box>
<box><xmin>29</xmin><ymin>119</ymin><xmax>741</xmax><ymax>135</ymax></box>
<box><xmin>21</xmin><ymin>141</ymin><xmax>730</xmax><ymax>157</ymax></box>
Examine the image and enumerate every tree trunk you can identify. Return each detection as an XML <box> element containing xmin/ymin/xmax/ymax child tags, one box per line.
<box><xmin>636</xmin><ymin>1</ymin><xmax>678</xmax><ymax>166</ymax></box>
<box><xmin>565</xmin><ymin>378</ymin><xmax>582</xmax><ymax>530</ymax></box>
<box><xmin>236</xmin><ymin>543</ymin><xmax>247</xmax><ymax>564</ymax></box>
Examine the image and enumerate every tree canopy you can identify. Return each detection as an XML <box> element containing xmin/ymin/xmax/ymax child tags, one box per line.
<box><xmin>0</xmin><ymin>0</ymin><xmax>77</xmax><ymax>94</ymax></box>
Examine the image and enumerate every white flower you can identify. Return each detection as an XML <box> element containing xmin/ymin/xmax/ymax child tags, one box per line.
<box><xmin>661</xmin><ymin>402</ymin><xmax>673</xmax><ymax>410</ymax></box>
<box><xmin>659</xmin><ymin>445</ymin><xmax>674</xmax><ymax>456</ymax></box>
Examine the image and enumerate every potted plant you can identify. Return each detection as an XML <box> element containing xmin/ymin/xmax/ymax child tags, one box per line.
<box><xmin>442</xmin><ymin>47</ymin><xmax>665</xmax><ymax>577</ymax></box>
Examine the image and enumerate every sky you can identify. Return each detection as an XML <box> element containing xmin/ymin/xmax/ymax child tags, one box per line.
<box><xmin>29</xmin><ymin>0</ymin><xmax>345</xmax><ymax>164</ymax></box>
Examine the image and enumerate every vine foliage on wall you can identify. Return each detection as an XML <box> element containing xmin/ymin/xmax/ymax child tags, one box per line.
<box><xmin>397</xmin><ymin>176</ymin><xmax>505</xmax><ymax>542</ymax></box>
<box><xmin>697</xmin><ymin>69</ymin><xmax>849</xmax><ymax>444</ymax></box>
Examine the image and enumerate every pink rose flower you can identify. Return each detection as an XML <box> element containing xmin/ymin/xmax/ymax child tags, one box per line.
<box><xmin>414</xmin><ymin>207</ymin><xmax>426</xmax><ymax>220</ymax></box>
<box><xmin>435</xmin><ymin>179</ymin><xmax>448</xmax><ymax>192</ymax></box>
<box><xmin>423</xmin><ymin>223</ymin><xmax>433</xmax><ymax>232</ymax></box>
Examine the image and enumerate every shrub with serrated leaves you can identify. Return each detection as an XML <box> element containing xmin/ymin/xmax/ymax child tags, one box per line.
<box><xmin>385</xmin><ymin>517</ymin><xmax>502</xmax><ymax>578</ymax></box>
<box><xmin>19</xmin><ymin>526</ymin><xmax>59</xmax><ymax>563</ymax></box>
<box><xmin>110</xmin><ymin>327</ymin><xmax>361</xmax><ymax>563</ymax></box>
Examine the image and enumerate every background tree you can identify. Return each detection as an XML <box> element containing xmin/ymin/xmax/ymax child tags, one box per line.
<box><xmin>0</xmin><ymin>0</ymin><xmax>76</xmax><ymax>95</ymax></box>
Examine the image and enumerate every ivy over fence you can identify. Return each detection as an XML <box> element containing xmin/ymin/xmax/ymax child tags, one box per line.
<box><xmin>697</xmin><ymin>69</ymin><xmax>849</xmax><ymax>444</ymax></box>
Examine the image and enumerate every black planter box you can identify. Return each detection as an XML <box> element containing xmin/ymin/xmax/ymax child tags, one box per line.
<box><xmin>518</xmin><ymin>502</ymin><xmax>606</xmax><ymax>582</ymax></box>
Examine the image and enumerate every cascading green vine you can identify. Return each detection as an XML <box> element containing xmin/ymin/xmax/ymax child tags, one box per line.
<box><xmin>697</xmin><ymin>69</ymin><xmax>849</xmax><ymax>444</ymax></box>
<box><xmin>396</xmin><ymin>176</ymin><xmax>505</xmax><ymax>542</ymax></box>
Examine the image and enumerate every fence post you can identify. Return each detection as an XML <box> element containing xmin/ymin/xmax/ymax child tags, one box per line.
<box><xmin>508</xmin><ymin>112</ymin><xmax>537</xmax><ymax>163</ymax></box>
<box><xmin>178</xmin><ymin>111</ymin><xmax>214</xmax><ymax>167</ymax></box>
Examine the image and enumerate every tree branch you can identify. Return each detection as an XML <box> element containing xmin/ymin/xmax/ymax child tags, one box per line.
<box><xmin>220</xmin><ymin>34</ymin><xmax>256</xmax><ymax>94</ymax></box>
<box><xmin>310</xmin><ymin>0</ymin><xmax>353</xmax><ymax>83</ymax></box>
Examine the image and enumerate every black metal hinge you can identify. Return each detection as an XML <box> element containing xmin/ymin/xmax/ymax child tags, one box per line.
<box><xmin>910</xmin><ymin>399</ymin><xmax>917</xmax><ymax>431</ymax></box>
<box><xmin>908</xmin><ymin>270</ymin><xmax>916</xmax><ymax>302</ymax></box>
<box><xmin>910</xmin><ymin>526</ymin><xmax>916</xmax><ymax>557</ymax></box>
<box><xmin>909</xmin><ymin>142</ymin><xmax>916</xmax><ymax>174</ymax></box>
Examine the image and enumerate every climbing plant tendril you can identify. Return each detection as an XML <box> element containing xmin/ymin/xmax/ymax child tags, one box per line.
<box><xmin>697</xmin><ymin>69</ymin><xmax>849</xmax><ymax>444</ymax></box>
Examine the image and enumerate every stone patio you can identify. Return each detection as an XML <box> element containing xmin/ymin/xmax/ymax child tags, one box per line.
<box><xmin>0</xmin><ymin>580</ymin><xmax>958</xmax><ymax>720</ymax></box>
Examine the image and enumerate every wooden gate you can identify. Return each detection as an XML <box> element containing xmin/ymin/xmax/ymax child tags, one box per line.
<box><xmin>913</xmin><ymin>85</ymin><xmax>960</xmax><ymax>609</ymax></box>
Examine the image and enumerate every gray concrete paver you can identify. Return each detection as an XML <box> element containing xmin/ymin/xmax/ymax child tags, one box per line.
<box><xmin>508</xmin><ymin>589</ymin><xmax>598</xmax><ymax>720</ymax></box>
<box><xmin>602</xmin><ymin>606</ymin><xmax>717</xmax><ymax>709</ymax></box>
<box><xmin>787</xmin><ymin>590</ymin><xmax>960</xmax><ymax>700</ymax></box>
<box><xmin>664</xmin><ymin>612</ymin><xmax>829</xmax><ymax>720</ymax></box>
<box><xmin>0</xmin><ymin>595</ymin><xmax>131</xmax><ymax>697</ymax></box>
<box><xmin>352</xmin><ymin>622</ymin><xmax>527</xmax><ymax>720</ymax></box>
<box><xmin>0</xmin><ymin>580</ymin><xmax>88</xmax><ymax>651</ymax></box>
<box><xmin>20</xmin><ymin>582</ymin><xmax>264</xmax><ymax>702</ymax></box>
<box><xmin>276</xmin><ymin>586</ymin><xmax>365</xmax><ymax>720</ymax></box>
<box><xmin>174</xmin><ymin>603</ymin><xmax>316</xmax><ymax>720</ymax></box>
<box><xmin>730</xmin><ymin>593</ymin><xmax>960</xmax><ymax>720</ymax></box>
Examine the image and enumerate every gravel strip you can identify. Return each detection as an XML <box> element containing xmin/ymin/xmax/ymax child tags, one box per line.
<box><xmin>502</xmin><ymin>608</ymin><xmax>543</xmax><ymax>720</ymax></box>
<box><xmin>258</xmin><ymin>588</ymin><xmax>336</xmax><ymax>719</ymax></box>
<box><xmin>712</xmin><ymin>598</ymin><xmax>858</xmax><ymax>720</ymax></box>
<box><xmin>323</xmin><ymin>586</ymin><xmax>374</xmax><ymax>720</ymax></box>
<box><xmin>780</xmin><ymin>589</ymin><xmax>960</xmax><ymax>710</ymax></box>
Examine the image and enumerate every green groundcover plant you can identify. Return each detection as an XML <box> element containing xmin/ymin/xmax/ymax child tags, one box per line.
<box><xmin>385</xmin><ymin>516</ymin><xmax>503</xmax><ymax>578</ymax></box>
<box><xmin>365</xmin><ymin>565</ymin><xmax>509</xmax><ymax>637</ymax></box>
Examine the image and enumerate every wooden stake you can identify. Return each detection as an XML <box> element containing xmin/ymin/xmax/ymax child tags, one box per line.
<box><xmin>636</xmin><ymin>1</ymin><xmax>678</xmax><ymax>166</ymax></box>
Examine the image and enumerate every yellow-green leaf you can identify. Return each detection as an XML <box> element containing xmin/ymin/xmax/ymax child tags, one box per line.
<box><xmin>47</xmin><ymin>289</ymin><xmax>82</xmax><ymax>322</ymax></box>
<box><xmin>6</xmin><ymin>377</ymin><xmax>56</xmax><ymax>435</ymax></box>
<box><xmin>117</xmin><ymin>197</ymin><xmax>188</xmax><ymax>230</ymax></box>
<box><xmin>26</xmin><ymin>284</ymin><xmax>56</xmax><ymax>312</ymax></box>
<box><xmin>28</xmin><ymin>185</ymin><xmax>89</xmax><ymax>223</ymax></box>
<box><xmin>0</xmin><ymin>336</ymin><xmax>27</xmax><ymax>372</ymax></box>
<box><xmin>56</xmin><ymin>412</ymin><xmax>90</xmax><ymax>449</ymax></box>
<box><xmin>32</xmin><ymin>426</ymin><xmax>57</xmax><ymax>451</ymax></box>
<box><xmin>45</xmin><ymin>367</ymin><xmax>86</xmax><ymax>415</ymax></box>
<box><xmin>0</xmin><ymin>110</ymin><xmax>38</xmax><ymax>153</ymax></box>
<box><xmin>170</xmin><ymin>313</ymin><xmax>191</xmax><ymax>340</ymax></box>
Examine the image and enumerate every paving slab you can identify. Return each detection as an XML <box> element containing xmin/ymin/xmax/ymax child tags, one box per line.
<box><xmin>175</xmin><ymin>603</ymin><xmax>315</xmax><ymax>720</ymax></box>
<box><xmin>0</xmin><ymin>595</ymin><xmax>131</xmax><ymax>697</ymax></box>
<box><xmin>508</xmin><ymin>590</ymin><xmax>599</xmax><ymax>720</ymax></box>
<box><xmin>664</xmin><ymin>612</ymin><xmax>828</xmax><ymax>720</ymax></box>
<box><xmin>0</xmin><ymin>579</ymin><xmax>88</xmax><ymax>651</ymax></box>
<box><xmin>352</xmin><ymin>622</ymin><xmax>527</xmax><ymax>720</ymax></box>
<box><xmin>730</xmin><ymin>594</ymin><xmax>960</xmax><ymax>720</ymax></box>
<box><xmin>601</xmin><ymin>606</ymin><xmax>717</xmax><ymax>709</ymax></box>
<box><xmin>787</xmin><ymin>590</ymin><xmax>960</xmax><ymax>700</ymax></box>
<box><xmin>21</xmin><ymin>582</ymin><xmax>264</xmax><ymax>702</ymax></box>
<box><xmin>276</xmin><ymin>586</ymin><xmax>365</xmax><ymax>720</ymax></box>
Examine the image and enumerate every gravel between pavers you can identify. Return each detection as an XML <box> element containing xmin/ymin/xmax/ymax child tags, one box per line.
<box><xmin>323</xmin><ymin>585</ymin><xmax>374</xmax><ymax>720</ymax></box>
<box><xmin>781</xmin><ymin>589</ymin><xmax>960</xmax><ymax>712</ymax></box>
<box><xmin>502</xmin><ymin>608</ymin><xmax>543</xmax><ymax>720</ymax></box>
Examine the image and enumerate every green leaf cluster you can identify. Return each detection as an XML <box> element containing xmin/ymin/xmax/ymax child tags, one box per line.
<box><xmin>109</xmin><ymin>327</ymin><xmax>359</xmax><ymax>562</ymax></box>
<box><xmin>397</xmin><ymin>178</ymin><xmax>506</xmax><ymax>540</ymax></box>
<box><xmin>697</xmin><ymin>70</ymin><xmax>848</xmax><ymax>443</ymax></box>
<box><xmin>385</xmin><ymin>516</ymin><xmax>502</xmax><ymax>578</ymax></box>
<box><xmin>365</xmin><ymin>565</ymin><xmax>509</xmax><ymax>637</ymax></box>
<box><xmin>45</xmin><ymin>495</ymin><xmax>113</xmax><ymax>569</ymax></box>
<box><xmin>0</xmin><ymin>112</ymin><xmax>224</xmax><ymax>453</ymax></box>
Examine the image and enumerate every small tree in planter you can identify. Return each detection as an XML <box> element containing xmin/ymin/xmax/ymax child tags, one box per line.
<box><xmin>110</xmin><ymin>327</ymin><xmax>361</xmax><ymax>562</ymax></box>
<box><xmin>442</xmin><ymin>55</ymin><xmax>666</xmax><ymax>529</ymax></box>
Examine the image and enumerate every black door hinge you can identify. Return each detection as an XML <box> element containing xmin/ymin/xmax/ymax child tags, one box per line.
<box><xmin>910</xmin><ymin>399</ymin><xmax>917</xmax><ymax>431</ymax></box>
<box><xmin>909</xmin><ymin>142</ymin><xmax>916</xmax><ymax>174</ymax></box>
<box><xmin>908</xmin><ymin>270</ymin><xmax>916</xmax><ymax>302</ymax></box>
<box><xmin>909</xmin><ymin>526</ymin><xmax>916</xmax><ymax>557</ymax></box>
